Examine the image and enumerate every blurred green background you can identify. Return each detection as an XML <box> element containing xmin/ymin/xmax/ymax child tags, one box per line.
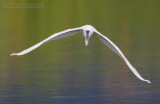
<box><xmin>1</xmin><ymin>0</ymin><xmax>159</xmax><ymax>67</ymax></box>
<box><xmin>0</xmin><ymin>0</ymin><xmax>160</xmax><ymax>103</ymax></box>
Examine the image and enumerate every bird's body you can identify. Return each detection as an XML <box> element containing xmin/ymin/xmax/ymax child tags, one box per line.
<box><xmin>11</xmin><ymin>25</ymin><xmax>151</xmax><ymax>83</ymax></box>
<box><xmin>82</xmin><ymin>25</ymin><xmax>95</xmax><ymax>46</ymax></box>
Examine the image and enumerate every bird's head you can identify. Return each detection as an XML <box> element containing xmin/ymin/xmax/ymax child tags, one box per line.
<box><xmin>82</xmin><ymin>25</ymin><xmax>95</xmax><ymax>46</ymax></box>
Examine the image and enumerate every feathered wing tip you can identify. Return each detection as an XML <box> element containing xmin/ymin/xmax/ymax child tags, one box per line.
<box><xmin>144</xmin><ymin>79</ymin><xmax>151</xmax><ymax>83</ymax></box>
<box><xmin>10</xmin><ymin>53</ymin><xmax>19</xmax><ymax>56</ymax></box>
<box><xmin>124</xmin><ymin>59</ymin><xmax>151</xmax><ymax>83</ymax></box>
<box><xmin>10</xmin><ymin>41</ymin><xmax>43</xmax><ymax>56</ymax></box>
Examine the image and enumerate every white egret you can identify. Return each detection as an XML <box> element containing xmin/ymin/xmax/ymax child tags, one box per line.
<box><xmin>11</xmin><ymin>25</ymin><xmax>151</xmax><ymax>83</ymax></box>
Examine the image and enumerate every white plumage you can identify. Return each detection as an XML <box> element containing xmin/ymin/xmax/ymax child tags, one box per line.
<box><xmin>11</xmin><ymin>25</ymin><xmax>151</xmax><ymax>83</ymax></box>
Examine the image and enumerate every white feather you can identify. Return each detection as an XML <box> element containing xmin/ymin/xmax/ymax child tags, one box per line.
<box><xmin>11</xmin><ymin>25</ymin><xmax>151</xmax><ymax>83</ymax></box>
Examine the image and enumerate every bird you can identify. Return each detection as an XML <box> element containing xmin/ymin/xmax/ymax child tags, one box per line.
<box><xmin>10</xmin><ymin>25</ymin><xmax>151</xmax><ymax>83</ymax></box>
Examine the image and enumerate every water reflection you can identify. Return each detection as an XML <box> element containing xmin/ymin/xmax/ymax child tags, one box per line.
<box><xmin>0</xmin><ymin>0</ymin><xmax>160</xmax><ymax>104</ymax></box>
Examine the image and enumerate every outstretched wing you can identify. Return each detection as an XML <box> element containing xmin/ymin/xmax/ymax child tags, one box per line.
<box><xmin>11</xmin><ymin>27</ymin><xmax>82</xmax><ymax>56</ymax></box>
<box><xmin>95</xmin><ymin>30</ymin><xmax>151</xmax><ymax>83</ymax></box>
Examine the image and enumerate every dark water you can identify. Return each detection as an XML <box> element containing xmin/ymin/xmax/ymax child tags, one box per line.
<box><xmin>0</xmin><ymin>0</ymin><xmax>160</xmax><ymax>104</ymax></box>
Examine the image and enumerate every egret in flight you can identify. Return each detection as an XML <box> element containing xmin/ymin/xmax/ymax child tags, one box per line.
<box><xmin>11</xmin><ymin>25</ymin><xmax>151</xmax><ymax>83</ymax></box>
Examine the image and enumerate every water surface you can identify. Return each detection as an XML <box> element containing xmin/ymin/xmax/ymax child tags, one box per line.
<box><xmin>0</xmin><ymin>0</ymin><xmax>160</xmax><ymax>104</ymax></box>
